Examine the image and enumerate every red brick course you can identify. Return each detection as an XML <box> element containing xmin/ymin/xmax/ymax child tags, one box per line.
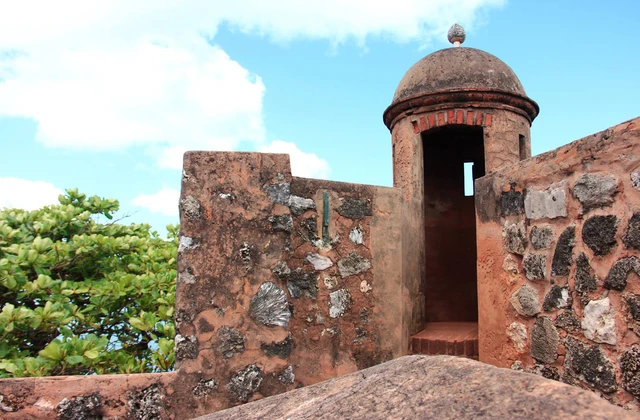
<box><xmin>427</xmin><ymin>114</ymin><xmax>436</xmax><ymax>129</ymax></box>
<box><xmin>412</xmin><ymin>109</ymin><xmax>493</xmax><ymax>134</ymax></box>
<box><xmin>419</xmin><ymin>116</ymin><xmax>427</xmax><ymax>131</ymax></box>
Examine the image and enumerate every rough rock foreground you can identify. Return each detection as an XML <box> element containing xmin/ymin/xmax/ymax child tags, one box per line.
<box><xmin>200</xmin><ymin>355</ymin><xmax>634</xmax><ymax>420</ymax></box>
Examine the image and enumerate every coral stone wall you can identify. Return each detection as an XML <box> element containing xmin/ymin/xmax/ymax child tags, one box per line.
<box><xmin>174</xmin><ymin>152</ymin><xmax>403</xmax><ymax>416</ymax></box>
<box><xmin>475</xmin><ymin>117</ymin><xmax>640</xmax><ymax>409</ymax></box>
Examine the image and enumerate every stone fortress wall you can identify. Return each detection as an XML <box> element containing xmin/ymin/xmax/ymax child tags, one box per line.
<box><xmin>475</xmin><ymin>117</ymin><xmax>640</xmax><ymax>409</ymax></box>
<box><xmin>1</xmin><ymin>119</ymin><xmax>640</xmax><ymax>418</ymax></box>
<box><xmin>171</xmin><ymin>151</ymin><xmax>405</xmax><ymax>416</ymax></box>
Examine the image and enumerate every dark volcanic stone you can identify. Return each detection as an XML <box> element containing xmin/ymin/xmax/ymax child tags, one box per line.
<box><xmin>555</xmin><ymin>310</ymin><xmax>581</xmax><ymax>333</ymax></box>
<box><xmin>264</xmin><ymin>183</ymin><xmax>291</xmax><ymax>205</ymax></box>
<box><xmin>227</xmin><ymin>364</ymin><xmax>263</xmax><ymax>402</ymax></box>
<box><xmin>582</xmin><ymin>215</ymin><xmax>618</xmax><ymax>256</ymax></box>
<box><xmin>180</xmin><ymin>195</ymin><xmax>202</xmax><ymax>220</ymax></box>
<box><xmin>299</xmin><ymin>217</ymin><xmax>319</xmax><ymax>242</ymax></box>
<box><xmin>543</xmin><ymin>286</ymin><xmax>572</xmax><ymax>311</ymax></box>
<box><xmin>623</xmin><ymin>212</ymin><xmax>640</xmax><ymax>249</ymax></box>
<box><xmin>551</xmin><ymin>226</ymin><xmax>576</xmax><ymax>276</ymax></box>
<box><xmin>272</xmin><ymin>260</ymin><xmax>291</xmax><ymax>278</ymax></box>
<box><xmin>250</xmin><ymin>282</ymin><xmax>291</xmax><ymax>327</ymax></box>
<box><xmin>128</xmin><ymin>385</ymin><xmax>163</xmax><ymax>420</ymax></box>
<box><xmin>503</xmin><ymin>222</ymin><xmax>527</xmax><ymax>255</ymax></box>
<box><xmin>624</xmin><ymin>293</ymin><xmax>640</xmax><ymax>322</ymax></box>
<box><xmin>575</xmin><ymin>253</ymin><xmax>598</xmax><ymax>295</ymax></box>
<box><xmin>336</xmin><ymin>198</ymin><xmax>372</xmax><ymax>220</ymax></box>
<box><xmin>337</xmin><ymin>252</ymin><xmax>372</xmax><ymax>278</ymax></box>
<box><xmin>620</xmin><ymin>344</ymin><xmax>640</xmax><ymax>399</ymax></box>
<box><xmin>239</xmin><ymin>243</ymin><xmax>252</xmax><ymax>267</ymax></box>
<box><xmin>541</xmin><ymin>365</ymin><xmax>560</xmax><ymax>381</ymax></box>
<box><xmin>286</xmin><ymin>268</ymin><xmax>319</xmax><ymax>299</ymax></box>
<box><xmin>57</xmin><ymin>393</ymin><xmax>102</xmax><ymax>420</ymax></box>
<box><xmin>278</xmin><ymin>365</ymin><xmax>295</xmax><ymax>385</ymax></box>
<box><xmin>573</xmin><ymin>173</ymin><xmax>618</xmax><ymax>212</ymax></box>
<box><xmin>523</xmin><ymin>253</ymin><xmax>546</xmax><ymax>281</ymax></box>
<box><xmin>564</xmin><ymin>337</ymin><xmax>617</xmax><ymax>393</ymax></box>
<box><xmin>193</xmin><ymin>379</ymin><xmax>217</xmax><ymax>397</ymax></box>
<box><xmin>529</xmin><ymin>364</ymin><xmax>560</xmax><ymax>382</ymax></box>
<box><xmin>268</xmin><ymin>214</ymin><xmax>293</xmax><ymax>233</ymax></box>
<box><xmin>530</xmin><ymin>225</ymin><xmax>554</xmax><ymax>250</ymax></box>
<box><xmin>500</xmin><ymin>186</ymin><xmax>523</xmax><ymax>216</ymax></box>
<box><xmin>218</xmin><ymin>326</ymin><xmax>245</xmax><ymax>359</ymax></box>
<box><xmin>530</xmin><ymin>317</ymin><xmax>559</xmax><ymax>364</ymax></box>
<box><xmin>261</xmin><ymin>334</ymin><xmax>293</xmax><ymax>359</ymax></box>
<box><xmin>175</xmin><ymin>335</ymin><xmax>198</xmax><ymax>360</ymax></box>
<box><xmin>205</xmin><ymin>355</ymin><xmax>633</xmax><ymax>420</ymax></box>
<box><xmin>604</xmin><ymin>256</ymin><xmax>640</xmax><ymax>291</ymax></box>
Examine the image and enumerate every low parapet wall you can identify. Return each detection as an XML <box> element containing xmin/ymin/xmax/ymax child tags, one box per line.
<box><xmin>475</xmin><ymin>117</ymin><xmax>640</xmax><ymax>409</ymax></box>
<box><xmin>0</xmin><ymin>372</ymin><xmax>175</xmax><ymax>418</ymax></box>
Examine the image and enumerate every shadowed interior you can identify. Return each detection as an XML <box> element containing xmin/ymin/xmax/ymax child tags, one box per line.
<box><xmin>423</xmin><ymin>125</ymin><xmax>484</xmax><ymax>323</ymax></box>
<box><xmin>412</xmin><ymin>125</ymin><xmax>484</xmax><ymax>358</ymax></box>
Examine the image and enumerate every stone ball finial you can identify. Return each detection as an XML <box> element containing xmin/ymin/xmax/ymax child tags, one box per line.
<box><xmin>447</xmin><ymin>23</ymin><xmax>466</xmax><ymax>47</ymax></box>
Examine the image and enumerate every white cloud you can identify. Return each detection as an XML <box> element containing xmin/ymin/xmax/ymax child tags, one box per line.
<box><xmin>0</xmin><ymin>177</ymin><xmax>64</xmax><ymax>210</ymax></box>
<box><xmin>0</xmin><ymin>40</ymin><xmax>265</xmax><ymax>156</ymax></box>
<box><xmin>132</xmin><ymin>187</ymin><xmax>180</xmax><ymax>217</ymax></box>
<box><xmin>260</xmin><ymin>141</ymin><xmax>331</xmax><ymax>179</ymax></box>
<box><xmin>0</xmin><ymin>0</ymin><xmax>503</xmax><ymax>167</ymax></box>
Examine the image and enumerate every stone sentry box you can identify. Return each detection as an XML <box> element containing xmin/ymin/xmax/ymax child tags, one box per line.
<box><xmin>383</xmin><ymin>45</ymin><xmax>539</xmax><ymax>356</ymax></box>
<box><xmin>475</xmin><ymin>118</ymin><xmax>640</xmax><ymax>407</ymax></box>
<box><xmin>174</xmin><ymin>152</ymin><xmax>404</xmax><ymax>415</ymax></box>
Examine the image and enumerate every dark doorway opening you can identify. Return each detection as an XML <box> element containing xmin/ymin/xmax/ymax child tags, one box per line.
<box><xmin>411</xmin><ymin>125</ymin><xmax>484</xmax><ymax>358</ymax></box>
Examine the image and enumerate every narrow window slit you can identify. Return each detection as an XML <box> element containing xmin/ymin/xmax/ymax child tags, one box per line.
<box><xmin>464</xmin><ymin>162</ymin><xmax>474</xmax><ymax>196</ymax></box>
<box><xmin>519</xmin><ymin>135</ymin><xmax>527</xmax><ymax>160</ymax></box>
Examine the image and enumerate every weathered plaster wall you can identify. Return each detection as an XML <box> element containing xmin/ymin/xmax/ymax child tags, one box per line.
<box><xmin>483</xmin><ymin>108</ymin><xmax>531</xmax><ymax>172</ymax></box>
<box><xmin>475</xmin><ymin>117</ymin><xmax>640</xmax><ymax>409</ymax></box>
<box><xmin>392</xmin><ymin>120</ymin><xmax>425</xmax><ymax>344</ymax></box>
<box><xmin>173</xmin><ymin>151</ymin><xmax>404</xmax><ymax>416</ymax></box>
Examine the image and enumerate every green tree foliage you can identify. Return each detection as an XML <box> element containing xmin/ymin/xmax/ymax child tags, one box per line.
<box><xmin>0</xmin><ymin>189</ymin><xmax>177</xmax><ymax>377</ymax></box>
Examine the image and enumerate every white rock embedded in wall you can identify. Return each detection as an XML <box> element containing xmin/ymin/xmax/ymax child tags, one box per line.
<box><xmin>329</xmin><ymin>289</ymin><xmax>352</xmax><ymax>318</ymax></box>
<box><xmin>349</xmin><ymin>226</ymin><xmax>364</xmax><ymax>245</ymax></box>
<box><xmin>323</xmin><ymin>276</ymin><xmax>337</xmax><ymax>290</ymax></box>
<box><xmin>524</xmin><ymin>185</ymin><xmax>567</xmax><ymax>219</ymax></box>
<box><xmin>582</xmin><ymin>297</ymin><xmax>616</xmax><ymax>345</ymax></box>
<box><xmin>360</xmin><ymin>280</ymin><xmax>372</xmax><ymax>294</ymax></box>
<box><xmin>507</xmin><ymin>322</ymin><xmax>527</xmax><ymax>352</ymax></box>
<box><xmin>306</xmin><ymin>253</ymin><xmax>333</xmax><ymax>271</ymax></box>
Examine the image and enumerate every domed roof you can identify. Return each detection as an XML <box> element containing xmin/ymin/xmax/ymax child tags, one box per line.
<box><xmin>383</xmin><ymin>46</ymin><xmax>538</xmax><ymax>129</ymax></box>
<box><xmin>392</xmin><ymin>47</ymin><xmax>526</xmax><ymax>104</ymax></box>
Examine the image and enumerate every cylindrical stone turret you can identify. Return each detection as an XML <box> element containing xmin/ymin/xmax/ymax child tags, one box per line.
<box><xmin>384</xmin><ymin>28</ymin><xmax>539</xmax><ymax>354</ymax></box>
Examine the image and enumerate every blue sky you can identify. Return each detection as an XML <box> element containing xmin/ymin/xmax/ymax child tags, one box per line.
<box><xmin>1</xmin><ymin>0</ymin><xmax>639</xmax><ymax>235</ymax></box>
